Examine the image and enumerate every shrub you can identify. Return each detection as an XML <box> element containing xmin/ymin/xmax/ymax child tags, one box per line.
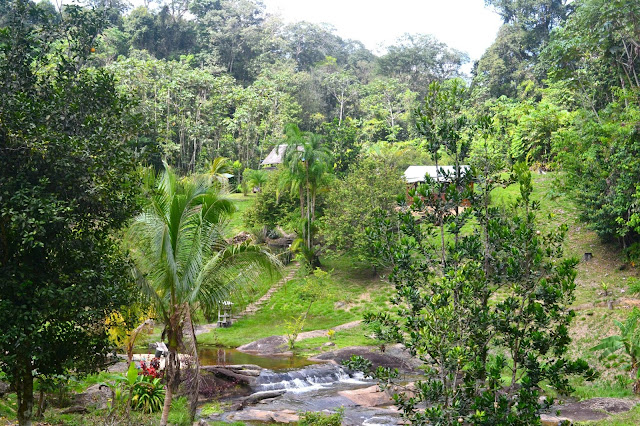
<box><xmin>298</xmin><ymin>407</ymin><xmax>344</xmax><ymax>426</ymax></box>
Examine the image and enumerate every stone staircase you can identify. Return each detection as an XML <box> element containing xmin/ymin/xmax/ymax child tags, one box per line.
<box><xmin>238</xmin><ymin>263</ymin><xmax>299</xmax><ymax>317</ymax></box>
<box><xmin>194</xmin><ymin>262</ymin><xmax>300</xmax><ymax>336</ymax></box>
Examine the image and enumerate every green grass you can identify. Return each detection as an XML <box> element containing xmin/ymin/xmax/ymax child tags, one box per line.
<box><xmin>226</xmin><ymin>192</ymin><xmax>256</xmax><ymax>237</ymax></box>
<box><xmin>293</xmin><ymin>324</ymin><xmax>380</xmax><ymax>357</ymax></box>
<box><xmin>198</xmin><ymin>256</ymin><xmax>391</xmax><ymax>348</ymax></box>
<box><xmin>576</xmin><ymin>405</ymin><xmax>640</xmax><ymax>425</ymax></box>
<box><xmin>0</xmin><ymin>393</ymin><xmax>17</xmax><ymax>422</ymax></box>
<box><xmin>199</xmin><ymin>401</ymin><xmax>224</xmax><ymax>416</ymax></box>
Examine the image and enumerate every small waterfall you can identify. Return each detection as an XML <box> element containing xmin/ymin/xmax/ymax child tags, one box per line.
<box><xmin>254</xmin><ymin>364</ymin><xmax>368</xmax><ymax>393</ymax></box>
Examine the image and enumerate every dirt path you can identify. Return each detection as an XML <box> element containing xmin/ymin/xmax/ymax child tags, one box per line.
<box><xmin>194</xmin><ymin>263</ymin><xmax>300</xmax><ymax>336</ymax></box>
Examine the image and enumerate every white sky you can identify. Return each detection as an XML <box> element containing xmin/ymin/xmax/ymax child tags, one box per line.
<box><xmin>59</xmin><ymin>0</ymin><xmax>503</xmax><ymax>67</ymax></box>
<box><xmin>261</xmin><ymin>0</ymin><xmax>503</xmax><ymax>62</ymax></box>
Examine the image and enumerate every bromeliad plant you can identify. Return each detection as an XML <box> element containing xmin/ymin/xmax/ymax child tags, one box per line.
<box><xmin>132</xmin><ymin>375</ymin><xmax>165</xmax><ymax>414</ymax></box>
<box><xmin>104</xmin><ymin>362</ymin><xmax>166</xmax><ymax>422</ymax></box>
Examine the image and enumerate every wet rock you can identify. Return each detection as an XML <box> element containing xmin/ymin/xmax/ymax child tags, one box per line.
<box><xmin>74</xmin><ymin>384</ymin><xmax>111</xmax><ymax>410</ymax></box>
<box><xmin>546</xmin><ymin>397</ymin><xmax>638</xmax><ymax>422</ymax></box>
<box><xmin>312</xmin><ymin>345</ymin><xmax>422</xmax><ymax>373</ymax></box>
<box><xmin>199</xmin><ymin>369</ymin><xmax>252</xmax><ymax>399</ymax></box>
<box><xmin>231</xmin><ymin>390</ymin><xmax>286</xmax><ymax>410</ymax></box>
<box><xmin>338</xmin><ymin>385</ymin><xmax>393</xmax><ymax>407</ymax></box>
<box><xmin>200</xmin><ymin>366</ymin><xmax>257</xmax><ymax>386</ymax></box>
<box><xmin>222</xmin><ymin>365</ymin><xmax>262</xmax><ymax>377</ymax></box>
<box><xmin>236</xmin><ymin>335</ymin><xmax>289</xmax><ymax>355</ymax></box>
<box><xmin>540</xmin><ymin>414</ymin><xmax>572</xmax><ymax>425</ymax></box>
<box><xmin>229</xmin><ymin>408</ymin><xmax>299</xmax><ymax>423</ymax></box>
<box><xmin>362</xmin><ymin>415</ymin><xmax>400</xmax><ymax>425</ymax></box>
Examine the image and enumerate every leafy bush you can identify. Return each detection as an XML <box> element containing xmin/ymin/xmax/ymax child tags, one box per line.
<box><xmin>320</xmin><ymin>156</ymin><xmax>404</xmax><ymax>271</ymax></box>
<box><xmin>298</xmin><ymin>407</ymin><xmax>344</xmax><ymax>426</ymax></box>
<box><xmin>244</xmin><ymin>168</ymin><xmax>299</xmax><ymax>231</ymax></box>
<box><xmin>167</xmin><ymin>396</ymin><xmax>191</xmax><ymax>426</ymax></box>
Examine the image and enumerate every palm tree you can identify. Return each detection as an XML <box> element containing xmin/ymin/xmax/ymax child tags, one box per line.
<box><xmin>127</xmin><ymin>165</ymin><xmax>280</xmax><ymax>425</ymax></box>
<box><xmin>282</xmin><ymin>124</ymin><xmax>330</xmax><ymax>254</ymax></box>
<box><xmin>206</xmin><ymin>156</ymin><xmax>233</xmax><ymax>187</ymax></box>
<box><xmin>246</xmin><ymin>169</ymin><xmax>268</xmax><ymax>192</ymax></box>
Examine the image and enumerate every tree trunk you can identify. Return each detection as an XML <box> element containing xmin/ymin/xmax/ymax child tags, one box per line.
<box><xmin>160</xmin><ymin>381</ymin><xmax>173</xmax><ymax>426</ymax></box>
<box><xmin>15</xmin><ymin>360</ymin><xmax>34</xmax><ymax>426</ymax></box>
<box><xmin>35</xmin><ymin>387</ymin><xmax>45</xmax><ymax>419</ymax></box>
<box><xmin>160</xmin><ymin>342</ymin><xmax>180</xmax><ymax>426</ymax></box>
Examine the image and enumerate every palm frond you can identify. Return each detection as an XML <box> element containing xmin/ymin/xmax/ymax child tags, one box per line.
<box><xmin>192</xmin><ymin>243</ymin><xmax>282</xmax><ymax>318</ymax></box>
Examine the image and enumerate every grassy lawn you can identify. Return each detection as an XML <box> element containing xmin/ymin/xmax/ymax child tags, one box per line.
<box><xmin>198</xmin><ymin>256</ymin><xmax>392</xmax><ymax>348</ymax></box>
<box><xmin>225</xmin><ymin>192</ymin><xmax>256</xmax><ymax>238</ymax></box>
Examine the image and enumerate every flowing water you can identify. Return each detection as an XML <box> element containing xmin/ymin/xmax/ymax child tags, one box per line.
<box><xmin>217</xmin><ymin>361</ymin><xmax>402</xmax><ymax>425</ymax></box>
<box><xmin>254</xmin><ymin>363</ymin><xmax>369</xmax><ymax>393</ymax></box>
<box><xmin>137</xmin><ymin>344</ymin><xmax>403</xmax><ymax>424</ymax></box>
<box><xmin>197</xmin><ymin>346</ymin><xmax>315</xmax><ymax>370</ymax></box>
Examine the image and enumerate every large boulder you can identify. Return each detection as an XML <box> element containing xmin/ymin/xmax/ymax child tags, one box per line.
<box><xmin>543</xmin><ymin>397</ymin><xmax>639</xmax><ymax>423</ymax></box>
<box><xmin>198</xmin><ymin>368</ymin><xmax>254</xmax><ymax>399</ymax></box>
<box><xmin>228</xmin><ymin>409</ymin><xmax>299</xmax><ymax>423</ymax></box>
<box><xmin>236</xmin><ymin>335</ymin><xmax>290</xmax><ymax>355</ymax></box>
<box><xmin>338</xmin><ymin>385</ymin><xmax>394</xmax><ymax>407</ymax></box>
<box><xmin>74</xmin><ymin>384</ymin><xmax>111</xmax><ymax>410</ymax></box>
<box><xmin>311</xmin><ymin>345</ymin><xmax>422</xmax><ymax>373</ymax></box>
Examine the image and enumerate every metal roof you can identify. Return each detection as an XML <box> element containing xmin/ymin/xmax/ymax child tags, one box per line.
<box><xmin>404</xmin><ymin>165</ymin><xmax>470</xmax><ymax>183</ymax></box>
<box><xmin>260</xmin><ymin>144</ymin><xmax>304</xmax><ymax>166</ymax></box>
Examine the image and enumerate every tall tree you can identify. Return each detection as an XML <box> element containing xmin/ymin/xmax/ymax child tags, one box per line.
<box><xmin>351</xmin><ymin>163</ymin><xmax>596</xmax><ymax>425</ymax></box>
<box><xmin>283</xmin><ymin>124</ymin><xmax>330</xmax><ymax>257</ymax></box>
<box><xmin>0</xmin><ymin>3</ymin><xmax>140</xmax><ymax>424</ymax></box>
<box><xmin>192</xmin><ymin>0</ymin><xmax>267</xmax><ymax>82</ymax></box>
<box><xmin>360</xmin><ymin>77</ymin><xmax>417</xmax><ymax>142</ymax></box>
<box><xmin>377</xmin><ymin>33</ymin><xmax>468</xmax><ymax>97</ymax></box>
<box><xmin>127</xmin><ymin>166</ymin><xmax>279</xmax><ymax>424</ymax></box>
<box><xmin>474</xmin><ymin>0</ymin><xmax>571</xmax><ymax>99</ymax></box>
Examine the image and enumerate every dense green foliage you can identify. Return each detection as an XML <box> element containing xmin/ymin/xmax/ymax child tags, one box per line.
<box><xmin>2</xmin><ymin>0</ymin><xmax>640</xmax><ymax>423</ymax></box>
<box><xmin>127</xmin><ymin>166</ymin><xmax>279</xmax><ymax>424</ymax></box>
<box><xmin>244</xmin><ymin>168</ymin><xmax>299</xmax><ymax>230</ymax></box>
<box><xmin>0</xmin><ymin>2</ymin><xmax>140</xmax><ymax>424</ymax></box>
<box><xmin>353</xmin><ymin>164</ymin><xmax>596</xmax><ymax>425</ymax></box>
<box><xmin>321</xmin><ymin>157</ymin><xmax>404</xmax><ymax>269</ymax></box>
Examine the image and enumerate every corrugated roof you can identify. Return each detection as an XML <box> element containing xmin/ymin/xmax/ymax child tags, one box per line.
<box><xmin>261</xmin><ymin>144</ymin><xmax>304</xmax><ymax>166</ymax></box>
<box><xmin>404</xmin><ymin>165</ymin><xmax>470</xmax><ymax>183</ymax></box>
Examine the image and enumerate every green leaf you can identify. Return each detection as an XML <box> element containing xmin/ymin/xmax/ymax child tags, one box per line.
<box><xmin>127</xmin><ymin>362</ymin><xmax>138</xmax><ymax>386</ymax></box>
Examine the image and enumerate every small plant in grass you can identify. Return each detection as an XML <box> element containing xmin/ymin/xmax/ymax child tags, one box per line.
<box><xmin>285</xmin><ymin>268</ymin><xmax>330</xmax><ymax>349</ymax></box>
<box><xmin>327</xmin><ymin>329</ymin><xmax>335</xmax><ymax>341</ymax></box>
<box><xmin>592</xmin><ymin>307</ymin><xmax>640</xmax><ymax>394</ymax></box>
<box><xmin>200</xmin><ymin>401</ymin><xmax>224</xmax><ymax>416</ymax></box>
<box><xmin>285</xmin><ymin>314</ymin><xmax>307</xmax><ymax>350</ymax></box>
<box><xmin>298</xmin><ymin>407</ymin><xmax>344</xmax><ymax>426</ymax></box>
<box><xmin>628</xmin><ymin>278</ymin><xmax>640</xmax><ymax>295</ymax></box>
<box><xmin>167</xmin><ymin>396</ymin><xmax>191</xmax><ymax>426</ymax></box>
<box><xmin>601</xmin><ymin>281</ymin><xmax>610</xmax><ymax>297</ymax></box>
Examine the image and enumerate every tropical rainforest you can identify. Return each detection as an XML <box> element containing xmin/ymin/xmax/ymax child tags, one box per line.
<box><xmin>1</xmin><ymin>0</ymin><xmax>640</xmax><ymax>425</ymax></box>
